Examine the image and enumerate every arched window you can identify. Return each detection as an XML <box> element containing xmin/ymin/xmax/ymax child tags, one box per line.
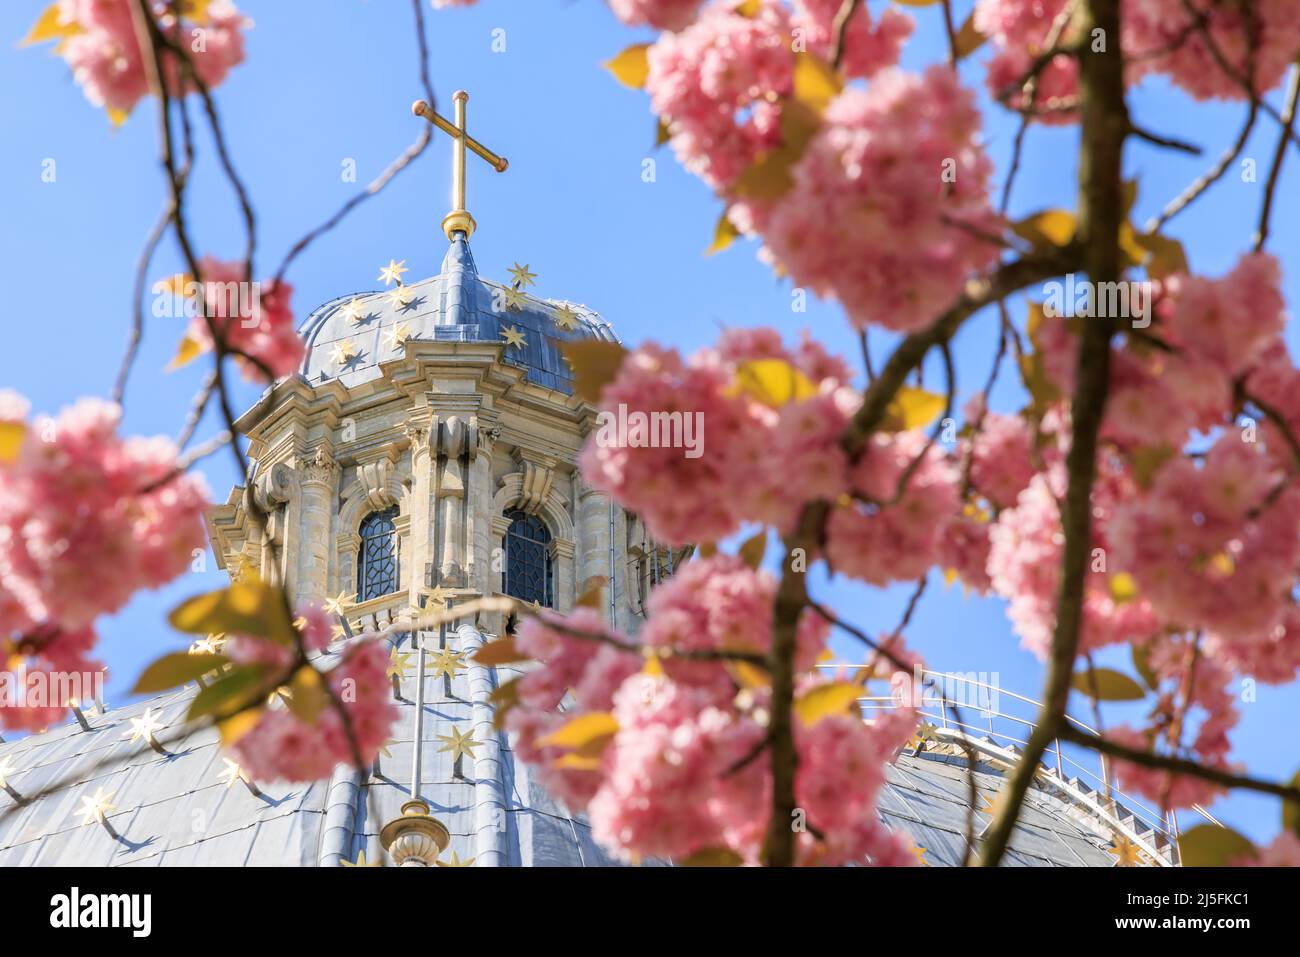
<box><xmin>504</xmin><ymin>508</ymin><xmax>553</xmax><ymax>607</ymax></box>
<box><xmin>357</xmin><ymin>506</ymin><xmax>400</xmax><ymax>602</ymax></box>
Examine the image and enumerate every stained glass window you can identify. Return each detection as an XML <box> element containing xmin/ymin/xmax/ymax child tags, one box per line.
<box><xmin>504</xmin><ymin>508</ymin><xmax>553</xmax><ymax>607</ymax></box>
<box><xmin>357</xmin><ymin>507</ymin><xmax>400</xmax><ymax>602</ymax></box>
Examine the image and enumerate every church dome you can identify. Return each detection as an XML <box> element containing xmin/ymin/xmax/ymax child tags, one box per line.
<box><xmin>298</xmin><ymin>233</ymin><xmax>617</xmax><ymax>393</ymax></box>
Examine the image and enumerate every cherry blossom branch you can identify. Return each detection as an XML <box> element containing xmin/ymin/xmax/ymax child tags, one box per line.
<box><xmin>1254</xmin><ymin>61</ymin><xmax>1300</xmax><ymax>251</ymax></box>
<box><xmin>977</xmin><ymin>0</ymin><xmax>1125</xmax><ymax>867</ymax></box>
<box><xmin>1057</xmin><ymin>724</ymin><xmax>1300</xmax><ymax>804</ymax></box>
<box><xmin>829</xmin><ymin>0</ymin><xmax>862</xmax><ymax>71</ymax></box>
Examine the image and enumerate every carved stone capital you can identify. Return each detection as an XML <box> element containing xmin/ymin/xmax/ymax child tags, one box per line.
<box><xmin>301</xmin><ymin>446</ymin><xmax>338</xmax><ymax>487</ymax></box>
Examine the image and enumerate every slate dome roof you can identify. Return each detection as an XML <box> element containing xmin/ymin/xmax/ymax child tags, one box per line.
<box><xmin>298</xmin><ymin>232</ymin><xmax>617</xmax><ymax>393</ymax></box>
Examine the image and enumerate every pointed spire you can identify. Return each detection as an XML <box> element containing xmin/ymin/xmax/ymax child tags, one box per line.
<box><xmin>438</xmin><ymin>230</ymin><xmax>479</xmax><ymax>328</ymax></box>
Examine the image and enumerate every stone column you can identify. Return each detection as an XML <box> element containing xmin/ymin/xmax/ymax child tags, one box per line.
<box><xmin>295</xmin><ymin>446</ymin><xmax>337</xmax><ymax>605</ymax></box>
<box><xmin>405</xmin><ymin>419</ymin><xmax>434</xmax><ymax>610</ymax></box>
<box><xmin>467</xmin><ymin>419</ymin><xmax>500</xmax><ymax>601</ymax></box>
<box><xmin>577</xmin><ymin>479</ymin><xmax>613</xmax><ymax>627</ymax></box>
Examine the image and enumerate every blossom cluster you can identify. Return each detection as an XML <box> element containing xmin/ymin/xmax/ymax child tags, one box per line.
<box><xmin>55</xmin><ymin>0</ymin><xmax>250</xmax><ymax>119</ymax></box>
<box><xmin>976</xmin><ymin>0</ymin><xmax>1300</xmax><ymax>116</ymax></box>
<box><xmin>184</xmin><ymin>257</ymin><xmax>304</xmax><ymax>381</ymax></box>
<box><xmin>0</xmin><ymin>394</ymin><xmax>208</xmax><ymax>729</ymax></box>
<box><xmin>225</xmin><ymin>608</ymin><xmax>397</xmax><ymax>783</ymax></box>
<box><xmin>505</xmin><ymin>557</ymin><xmax>920</xmax><ymax>865</ymax></box>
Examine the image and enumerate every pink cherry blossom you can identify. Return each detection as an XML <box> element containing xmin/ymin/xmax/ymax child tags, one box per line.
<box><xmin>185</xmin><ymin>257</ymin><xmax>304</xmax><ymax>381</ymax></box>
<box><xmin>57</xmin><ymin>0</ymin><xmax>249</xmax><ymax>117</ymax></box>
<box><xmin>646</xmin><ymin>0</ymin><xmax>794</xmax><ymax>191</ymax></box>
<box><xmin>1125</xmin><ymin>0</ymin><xmax>1300</xmax><ymax>102</ymax></box>
<box><xmin>790</xmin><ymin>0</ymin><xmax>912</xmax><ymax>80</ymax></box>
<box><xmin>760</xmin><ymin>66</ymin><xmax>1001</xmax><ymax>332</ymax></box>
<box><xmin>826</xmin><ymin>431</ymin><xmax>960</xmax><ymax>587</ymax></box>
<box><xmin>609</xmin><ymin>0</ymin><xmax>705</xmax><ymax>31</ymax></box>
<box><xmin>0</xmin><ymin>397</ymin><xmax>208</xmax><ymax>630</ymax></box>
<box><xmin>227</xmin><ymin>637</ymin><xmax>396</xmax><ymax>783</ymax></box>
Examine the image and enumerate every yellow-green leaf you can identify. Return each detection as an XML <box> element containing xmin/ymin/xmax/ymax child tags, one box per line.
<box><xmin>732</xmin><ymin>100</ymin><xmax>820</xmax><ymax>203</ymax></box>
<box><xmin>168</xmin><ymin>334</ymin><xmax>204</xmax><ymax>372</ymax></box>
<box><xmin>472</xmin><ymin>636</ymin><xmax>528</xmax><ymax>667</ymax></box>
<box><xmin>725</xmin><ymin>659</ymin><xmax>770</xmax><ymax>689</ymax></box>
<box><xmin>0</xmin><ymin>421</ymin><xmax>26</xmax><ymax>464</ymax></box>
<box><xmin>655</xmin><ymin>116</ymin><xmax>671</xmax><ymax>147</ymax></box>
<box><xmin>217</xmin><ymin>708</ymin><xmax>262</xmax><ymax>746</ymax></box>
<box><xmin>792</xmin><ymin>53</ymin><xmax>842</xmax><ymax>114</ymax></box>
<box><xmin>1133</xmin><ymin>230</ymin><xmax>1189</xmax><ymax>280</ymax></box>
<box><xmin>133</xmin><ymin>652</ymin><xmax>230</xmax><ymax>694</ymax></box>
<box><xmin>1178</xmin><ymin>823</ymin><xmax>1255</xmax><ymax>867</ymax></box>
<box><xmin>561</xmin><ymin>339</ymin><xmax>628</xmax><ymax>405</ymax></box>
<box><xmin>728</xmin><ymin>358</ymin><xmax>818</xmax><ymax>407</ymax></box>
<box><xmin>706</xmin><ymin>211</ymin><xmax>740</xmax><ymax>256</ymax></box>
<box><xmin>169</xmin><ymin>582</ymin><xmax>297</xmax><ymax>646</ymax></box>
<box><xmin>22</xmin><ymin>3</ymin><xmax>82</xmax><ymax>47</ymax></box>
<box><xmin>1109</xmin><ymin>572</ymin><xmax>1138</xmax><ymax>604</ymax></box>
<box><xmin>287</xmin><ymin>666</ymin><xmax>327</xmax><ymax>724</ymax></box>
<box><xmin>604</xmin><ymin>44</ymin><xmax>650</xmax><ymax>90</ymax></box>
<box><xmin>187</xmin><ymin>663</ymin><xmax>271</xmax><ymax>722</ymax></box>
<box><xmin>107</xmin><ymin>107</ymin><xmax>130</xmax><ymax>128</ymax></box>
<box><xmin>575</xmin><ymin>576</ymin><xmax>607</xmax><ymax>610</ymax></box>
<box><xmin>733</xmin><ymin>0</ymin><xmax>763</xmax><ymax>15</ymax></box>
<box><xmin>490</xmin><ymin>676</ymin><xmax>522</xmax><ymax>731</ymax></box>
<box><xmin>1069</xmin><ymin>667</ymin><xmax>1146</xmax><ymax>701</ymax></box>
<box><xmin>795</xmin><ymin>682</ymin><xmax>862</xmax><ymax>726</ymax></box>
<box><xmin>1012</xmin><ymin>209</ymin><xmax>1078</xmax><ymax>249</ymax></box>
<box><xmin>680</xmin><ymin>846</ymin><xmax>744</xmax><ymax>866</ymax></box>
<box><xmin>537</xmin><ymin>712</ymin><xmax>619</xmax><ymax>750</ymax></box>
<box><xmin>953</xmin><ymin>13</ymin><xmax>987</xmax><ymax>59</ymax></box>
<box><xmin>738</xmin><ymin>529</ymin><xmax>767</xmax><ymax>569</ymax></box>
<box><xmin>886</xmin><ymin>386</ymin><xmax>946</xmax><ymax>431</ymax></box>
<box><xmin>1131</xmin><ymin>643</ymin><xmax>1158</xmax><ymax>691</ymax></box>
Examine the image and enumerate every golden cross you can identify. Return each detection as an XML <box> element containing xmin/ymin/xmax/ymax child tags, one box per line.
<box><xmin>412</xmin><ymin>92</ymin><xmax>509</xmax><ymax>241</ymax></box>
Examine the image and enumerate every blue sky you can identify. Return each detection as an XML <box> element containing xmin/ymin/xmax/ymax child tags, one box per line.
<box><xmin>1</xmin><ymin>1</ymin><xmax>1297</xmax><ymax>843</ymax></box>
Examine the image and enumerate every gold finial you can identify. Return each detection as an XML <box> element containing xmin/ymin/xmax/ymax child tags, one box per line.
<box><xmin>411</xmin><ymin>92</ymin><xmax>509</xmax><ymax>241</ymax></box>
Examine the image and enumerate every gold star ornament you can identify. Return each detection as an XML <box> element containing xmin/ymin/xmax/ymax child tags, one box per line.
<box><xmin>500</xmin><ymin>325</ymin><xmax>526</xmax><ymax>349</ymax></box>
<box><xmin>219</xmin><ymin>758</ymin><xmax>250</xmax><ymax>789</ymax></box>
<box><xmin>509</xmin><ymin>262</ymin><xmax>537</xmax><ymax>288</ymax></box>
<box><xmin>388</xmin><ymin>286</ymin><xmax>414</xmax><ymax>308</ymax></box>
<box><xmin>330</xmin><ymin>339</ymin><xmax>360</xmax><ymax>366</ymax></box>
<box><xmin>377</xmin><ymin>259</ymin><xmax>409</xmax><ymax>286</ymax></box>
<box><xmin>0</xmin><ymin>755</ymin><xmax>17</xmax><ymax>789</ymax></box>
<box><xmin>429</xmin><ymin>647</ymin><xmax>467</xmax><ymax>680</ymax></box>
<box><xmin>437</xmin><ymin>850</ymin><xmax>476</xmax><ymax>867</ymax></box>
<box><xmin>387</xmin><ymin>648</ymin><xmax>415</xmax><ymax>681</ymax></box>
<box><xmin>75</xmin><ymin>787</ymin><xmax>116</xmax><ymax>827</ymax></box>
<box><xmin>503</xmin><ymin>286</ymin><xmax>527</xmax><ymax>311</ymax></box>
<box><xmin>553</xmin><ymin>304</ymin><xmax>580</xmax><ymax>331</ymax></box>
<box><xmin>122</xmin><ymin>708</ymin><xmax>165</xmax><ymax>745</ymax></box>
<box><xmin>1108</xmin><ymin>835</ymin><xmax>1147</xmax><ymax>867</ymax></box>
<box><xmin>437</xmin><ymin>725</ymin><xmax>481</xmax><ymax>762</ymax></box>
<box><xmin>341</xmin><ymin>850</ymin><xmax>382</xmax><ymax>867</ymax></box>
<box><xmin>324</xmin><ymin>591</ymin><xmax>355</xmax><ymax>617</ymax></box>
<box><xmin>388</xmin><ymin>323</ymin><xmax>411</xmax><ymax>350</ymax></box>
<box><xmin>340</xmin><ymin>298</ymin><xmax>368</xmax><ymax>324</ymax></box>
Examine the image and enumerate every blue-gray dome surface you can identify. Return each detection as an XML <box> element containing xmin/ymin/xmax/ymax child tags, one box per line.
<box><xmin>298</xmin><ymin>234</ymin><xmax>617</xmax><ymax>393</ymax></box>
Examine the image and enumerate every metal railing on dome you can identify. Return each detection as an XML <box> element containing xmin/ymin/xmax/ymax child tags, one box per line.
<box><xmin>820</xmin><ymin>664</ymin><xmax>1225</xmax><ymax>863</ymax></box>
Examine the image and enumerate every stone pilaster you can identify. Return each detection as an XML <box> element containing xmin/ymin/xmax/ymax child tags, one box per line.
<box><xmin>577</xmin><ymin>479</ymin><xmax>614</xmax><ymax>627</ymax></box>
<box><xmin>405</xmin><ymin>419</ymin><xmax>434</xmax><ymax>610</ymax></box>
<box><xmin>295</xmin><ymin>446</ymin><xmax>337</xmax><ymax>605</ymax></box>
